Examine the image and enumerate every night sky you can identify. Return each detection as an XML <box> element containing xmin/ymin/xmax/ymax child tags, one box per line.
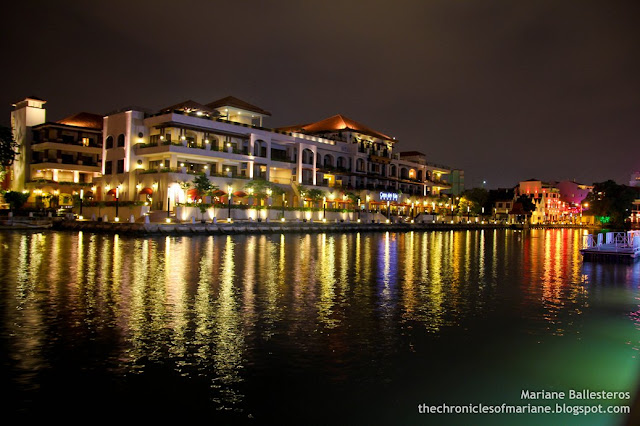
<box><xmin>2</xmin><ymin>1</ymin><xmax>639</xmax><ymax>188</ymax></box>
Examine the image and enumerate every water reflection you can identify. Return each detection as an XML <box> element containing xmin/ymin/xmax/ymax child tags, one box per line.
<box><xmin>0</xmin><ymin>229</ymin><xmax>639</xmax><ymax>418</ymax></box>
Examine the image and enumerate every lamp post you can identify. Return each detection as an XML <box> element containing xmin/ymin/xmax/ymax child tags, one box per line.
<box><xmin>79</xmin><ymin>189</ymin><xmax>84</xmax><ymax>217</ymax></box>
<box><xmin>167</xmin><ymin>187</ymin><xmax>171</xmax><ymax>219</ymax></box>
<box><xmin>281</xmin><ymin>192</ymin><xmax>286</xmax><ymax>220</ymax></box>
<box><xmin>481</xmin><ymin>206</ymin><xmax>485</xmax><ymax>222</ymax></box>
<box><xmin>228</xmin><ymin>185</ymin><xmax>232</xmax><ymax>221</ymax></box>
<box><xmin>432</xmin><ymin>201</ymin><xmax>435</xmax><ymax>222</ymax></box>
<box><xmin>467</xmin><ymin>205</ymin><xmax>470</xmax><ymax>222</ymax></box>
<box><xmin>387</xmin><ymin>200</ymin><xmax>390</xmax><ymax>220</ymax></box>
<box><xmin>115</xmin><ymin>186</ymin><xmax>120</xmax><ymax>220</ymax></box>
<box><xmin>323</xmin><ymin>196</ymin><xmax>326</xmax><ymax>220</ymax></box>
<box><xmin>357</xmin><ymin>198</ymin><xmax>361</xmax><ymax>221</ymax></box>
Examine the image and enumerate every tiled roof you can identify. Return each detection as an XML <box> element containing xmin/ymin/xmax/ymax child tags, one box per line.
<box><xmin>206</xmin><ymin>96</ymin><xmax>271</xmax><ymax>116</ymax></box>
<box><xmin>278</xmin><ymin>114</ymin><xmax>393</xmax><ymax>141</ymax></box>
<box><xmin>160</xmin><ymin>100</ymin><xmax>215</xmax><ymax>115</ymax></box>
<box><xmin>57</xmin><ymin>112</ymin><xmax>103</xmax><ymax>130</ymax></box>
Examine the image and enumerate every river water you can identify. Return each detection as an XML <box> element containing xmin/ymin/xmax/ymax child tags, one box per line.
<box><xmin>1</xmin><ymin>229</ymin><xmax>639</xmax><ymax>424</ymax></box>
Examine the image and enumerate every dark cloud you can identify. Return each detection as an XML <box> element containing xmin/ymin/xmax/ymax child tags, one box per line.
<box><xmin>2</xmin><ymin>0</ymin><xmax>639</xmax><ymax>187</ymax></box>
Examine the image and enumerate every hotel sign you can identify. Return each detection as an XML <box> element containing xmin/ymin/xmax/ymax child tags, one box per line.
<box><xmin>380</xmin><ymin>192</ymin><xmax>399</xmax><ymax>202</ymax></box>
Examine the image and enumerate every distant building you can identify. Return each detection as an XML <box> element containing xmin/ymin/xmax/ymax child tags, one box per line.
<box><xmin>553</xmin><ymin>180</ymin><xmax>593</xmax><ymax>206</ymax></box>
<box><xmin>630</xmin><ymin>171</ymin><xmax>640</xmax><ymax>187</ymax></box>
<box><xmin>516</xmin><ymin>179</ymin><xmax>566</xmax><ymax>224</ymax></box>
<box><xmin>488</xmin><ymin>188</ymin><xmax>515</xmax><ymax>220</ymax></box>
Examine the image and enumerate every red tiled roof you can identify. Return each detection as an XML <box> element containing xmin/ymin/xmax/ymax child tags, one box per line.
<box><xmin>278</xmin><ymin>114</ymin><xmax>394</xmax><ymax>142</ymax></box>
<box><xmin>206</xmin><ymin>96</ymin><xmax>271</xmax><ymax>116</ymax></box>
<box><xmin>509</xmin><ymin>202</ymin><xmax>529</xmax><ymax>215</ymax></box>
<box><xmin>160</xmin><ymin>100</ymin><xmax>215</xmax><ymax>115</ymax></box>
<box><xmin>57</xmin><ymin>112</ymin><xmax>103</xmax><ymax>130</ymax></box>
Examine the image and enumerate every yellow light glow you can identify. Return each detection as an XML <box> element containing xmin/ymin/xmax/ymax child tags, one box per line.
<box><xmin>78</xmin><ymin>215</ymin><xmax>83</xmax><ymax>220</ymax></box>
<box><xmin>165</xmin><ymin>218</ymin><xmax>171</xmax><ymax>223</ymax></box>
<box><xmin>281</xmin><ymin>218</ymin><xmax>285</xmax><ymax>222</ymax></box>
<box><xmin>114</xmin><ymin>217</ymin><xmax>120</xmax><ymax>222</ymax></box>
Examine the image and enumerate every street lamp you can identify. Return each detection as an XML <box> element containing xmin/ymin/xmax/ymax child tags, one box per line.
<box><xmin>357</xmin><ymin>197</ymin><xmax>361</xmax><ymax>221</ymax></box>
<box><xmin>79</xmin><ymin>189</ymin><xmax>84</xmax><ymax>217</ymax></box>
<box><xmin>282</xmin><ymin>192</ymin><xmax>285</xmax><ymax>220</ymax></box>
<box><xmin>167</xmin><ymin>186</ymin><xmax>172</xmax><ymax>220</ymax></box>
<box><xmin>115</xmin><ymin>186</ymin><xmax>120</xmax><ymax>220</ymax></box>
<box><xmin>323</xmin><ymin>196</ymin><xmax>327</xmax><ymax>220</ymax></box>
<box><xmin>227</xmin><ymin>185</ymin><xmax>233</xmax><ymax>221</ymax></box>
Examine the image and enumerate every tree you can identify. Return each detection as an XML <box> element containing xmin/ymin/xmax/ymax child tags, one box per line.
<box><xmin>305</xmin><ymin>188</ymin><xmax>326</xmax><ymax>207</ymax></box>
<box><xmin>460</xmin><ymin>188</ymin><xmax>489</xmax><ymax>214</ymax></box>
<box><xmin>244</xmin><ymin>179</ymin><xmax>283</xmax><ymax>205</ymax></box>
<box><xmin>192</xmin><ymin>174</ymin><xmax>217</xmax><ymax>200</ymax></box>
<box><xmin>515</xmin><ymin>195</ymin><xmax>535</xmax><ymax>213</ymax></box>
<box><xmin>583</xmin><ymin>180</ymin><xmax>636</xmax><ymax>228</ymax></box>
<box><xmin>192</xmin><ymin>173</ymin><xmax>218</xmax><ymax>221</ymax></box>
<box><xmin>0</xmin><ymin>126</ymin><xmax>18</xmax><ymax>169</ymax></box>
<box><xmin>0</xmin><ymin>126</ymin><xmax>18</xmax><ymax>182</ymax></box>
<box><xmin>3</xmin><ymin>190</ymin><xmax>29</xmax><ymax>211</ymax></box>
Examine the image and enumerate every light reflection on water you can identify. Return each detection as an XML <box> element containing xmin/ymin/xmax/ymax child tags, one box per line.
<box><xmin>0</xmin><ymin>229</ymin><xmax>639</xmax><ymax>424</ymax></box>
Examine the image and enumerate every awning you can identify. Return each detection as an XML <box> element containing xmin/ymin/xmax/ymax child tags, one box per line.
<box><xmin>106</xmin><ymin>188</ymin><xmax>117</xmax><ymax>196</ymax></box>
<box><xmin>187</xmin><ymin>188</ymin><xmax>201</xmax><ymax>200</ymax></box>
<box><xmin>233</xmin><ymin>190</ymin><xmax>248</xmax><ymax>197</ymax></box>
<box><xmin>139</xmin><ymin>187</ymin><xmax>153</xmax><ymax>195</ymax></box>
<box><xmin>211</xmin><ymin>189</ymin><xmax>227</xmax><ymax>197</ymax></box>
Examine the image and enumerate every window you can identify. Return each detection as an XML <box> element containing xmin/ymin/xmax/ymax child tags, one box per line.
<box><xmin>105</xmin><ymin>136</ymin><xmax>114</xmax><ymax>149</ymax></box>
<box><xmin>117</xmin><ymin>134</ymin><xmax>125</xmax><ymax>147</ymax></box>
<box><xmin>105</xmin><ymin>161</ymin><xmax>113</xmax><ymax>175</ymax></box>
<box><xmin>117</xmin><ymin>159</ymin><xmax>125</xmax><ymax>174</ymax></box>
<box><xmin>82</xmin><ymin>137</ymin><xmax>90</xmax><ymax>147</ymax></box>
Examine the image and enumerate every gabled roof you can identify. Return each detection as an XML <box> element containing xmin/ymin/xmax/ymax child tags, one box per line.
<box><xmin>509</xmin><ymin>202</ymin><xmax>529</xmax><ymax>215</ymax></box>
<box><xmin>57</xmin><ymin>112</ymin><xmax>103</xmax><ymax>129</ymax></box>
<box><xmin>206</xmin><ymin>96</ymin><xmax>271</xmax><ymax>116</ymax></box>
<box><xmin>160</xmin><ymin>100</ymin><xmax>215</xmax><ymax>115</ymax></box>
<box><xmin>278</xmin><ymin>114</ymin><xmax>394</xmax><ymax>142</ymax></box>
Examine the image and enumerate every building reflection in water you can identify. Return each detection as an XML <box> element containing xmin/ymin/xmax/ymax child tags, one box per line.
<box><xmin>1</xmin><ymin>229</ymin><xmax>638</xmax><ymax>412</ymax></box>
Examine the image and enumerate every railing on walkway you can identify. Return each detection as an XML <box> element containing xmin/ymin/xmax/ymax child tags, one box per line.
<box><xmin>583</xmin><ymin>231</ymin><xmax>640</xmax><ymax>251</ymax></box>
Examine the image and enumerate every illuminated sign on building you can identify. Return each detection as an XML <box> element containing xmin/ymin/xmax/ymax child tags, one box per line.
<box><xmin>380</xmin><ymin>192</ymin><xmax>398</xmax><ymax>202</ymax></box>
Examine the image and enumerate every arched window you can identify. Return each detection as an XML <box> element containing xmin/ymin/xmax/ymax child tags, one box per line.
<box><xmin>105</xmin><ymin>136</ymin><xmax>114</xmax><ymax>149</ymax></box>
<box><xmin>302</xmin><ymin>148</ymin><xmax>314</xmax><ymax>165</ymax></box>
<box><xmin>323</xmin><ymin>154</ymin><xmax>334</xmax><ymax>168</ymax></box>
<box><xmin>117</xmin><ymin>134</ymin><xmax>125</xmax><ymax>147</ymax></box>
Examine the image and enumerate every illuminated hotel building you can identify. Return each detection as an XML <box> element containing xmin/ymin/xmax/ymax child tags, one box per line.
<box><xmin>97</xmin><ymin>97</ymin><xmax>452</xmax><ymax>212</ymax></box>
<box><xmin>10</xmin><ymin>97</ymin><xmax>103</xmax><ymax>206</ymax></box>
